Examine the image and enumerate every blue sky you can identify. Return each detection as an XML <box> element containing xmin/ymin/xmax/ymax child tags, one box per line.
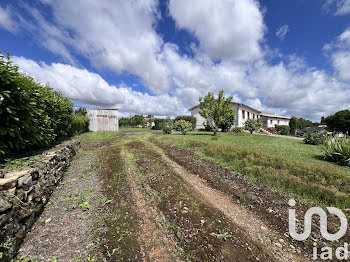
<box><xmin>0</xmin><ymin>0</ymin><xmax>350</xmax><ymax>121</ymax></box>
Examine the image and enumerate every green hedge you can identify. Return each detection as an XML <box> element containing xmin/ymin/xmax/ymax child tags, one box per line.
<box><xmin>275</xmin><ymin>125</ymin><xmax>290</xmax><ymax>135</ymax></box>
<box><xmin>0</xmin><ymin>53</ymin><xmax>88</xmax><ymax>159</ymax></box>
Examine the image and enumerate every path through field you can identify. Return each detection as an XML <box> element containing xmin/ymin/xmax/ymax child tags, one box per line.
<box><xmin>18</xmin><ymin>131</ymin><xmax>311</xmax><ymax>261</ymax></box>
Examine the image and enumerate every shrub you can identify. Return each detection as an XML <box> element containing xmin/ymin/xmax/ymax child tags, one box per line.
<box><xmin>323</xmin><ymin>138</ymin><xmax>350</xmax><ymax>166</ymax></box>
<box><xmin>0</xmin><ymin>52</ymin><xmax>74</xmax><ymax>159</ymax></box>
<box><xmin>174</xmin><ymin>116</ymin><xmax>196</xmax><ymax>130</ymax></box>
<box><xmin>244</xmin><ymin>119</ymin><xmax>263</xmax><ymax>134</ymax></box>
<box><xmin>69</xmin><ymin>114</ymin><xmax>90</xmax><ymax>136</ymax></box>
<box><xmin>304</xmin><ymin>132</ymin><xmax>325</xmax><ymax>145</ymax></box>
<box><xmin>275</xmin><ymin>125</ymin><xmax>290</xmax><ymax>135</ymax></box>
<box><xmin>162</xmin><ymin>127</ymin><xmax>172</xmax><ymax>135</ymax></box>
<box><xmin>152</xmin><ymin>118</ymin><xmax>168</xmax><ymax>130</ymax></box>
<box><xmin>175</xmin><ymin>120</ymin><xmax>192</xmax><ymax>135</ymax></box>
<box><xmin>231</xmin><ymin>127</ymin><xmax>243</xmax><ymax>133</ymax></box>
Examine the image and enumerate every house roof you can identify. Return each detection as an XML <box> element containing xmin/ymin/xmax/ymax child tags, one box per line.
<box><xmin>189</xmin><ymin>102</ymin><xmax>261</xmax><ymax>113</ymax></box>
<box><xmin>260</xmin><ymin>113</ymin><xmax>291</xmax><ymax>120</ymax></box>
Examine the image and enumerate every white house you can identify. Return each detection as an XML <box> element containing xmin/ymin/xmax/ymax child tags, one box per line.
<box><xmin>189</xmin><ymin>102</ymin><xmax>262</xmax><ymax>128</ymax></box>
<box><xmin>260</xmin><ymin>113</ymin><xmax>291</xmax><ymax>128</ymax></box>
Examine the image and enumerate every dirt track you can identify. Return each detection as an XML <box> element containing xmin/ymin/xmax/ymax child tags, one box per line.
<box><xmin>18</xmin><ymin>132</ymin><xmax>313</xmax><ymax>261</ymax></box>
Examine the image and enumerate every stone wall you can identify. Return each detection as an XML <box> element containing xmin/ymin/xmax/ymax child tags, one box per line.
<box><xmin>0</xmin><ymin>140</ymin><xmax>80</xmax><ymax>260</ymax></box>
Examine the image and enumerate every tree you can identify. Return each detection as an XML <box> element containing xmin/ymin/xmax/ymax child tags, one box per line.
<box><xmin>325</xmin><ymin>110</ymin><xmax>350</xmax><ymax>134</ymax></box>
<box><xmin>175</xmin><ymin>120</ymin><xmax>192</xmax><ymax>135</ymax></box>
<box><xmin>297</xmin><ymin>118</ymin><xmax>313</xmax><ymax>129</ymax></box>
<box><xmin>131</xmin><ymin>115</ymin><xmax>146</xmax><ymax>127</ymax></box>
<box><xmin>289</xmin><ymin>116</ymin><xmax>298</xmax><ymax>135</ymax></box>
<box><xmin>244</xmin><ymin>119</ymin><xmax>263</xmax><ymax>134</ymax></box>
<box><xmin>198</xmin><ymin>90</ymin><xmax>235</xmax><ymax>135</ymax></box>
<box><xmin>75</xmin><ymin>107</ymin><xmax>88</xmax><ymax>116</ymax></box>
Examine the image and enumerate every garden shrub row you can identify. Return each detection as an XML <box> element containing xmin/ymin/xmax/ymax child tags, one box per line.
<box><xmin>0</xmin><ymin>53</ymin><xmax>89</xmax><ymax>159</ymax></box>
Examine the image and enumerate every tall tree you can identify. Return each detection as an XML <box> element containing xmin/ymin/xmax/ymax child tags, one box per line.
<box><xmin>325</xmin><ymin>110</ymin><xmax>350</xmax><ymax>134</ymax></box>
<box><xmin>289</xmin><ymin>116</ymin><xmax>298</xmax><ymax>135</ymax></box>
<box><xmin>198</xmin><ymin>90</ymin><xmax>235</xmax><ymax>135</ymax></box>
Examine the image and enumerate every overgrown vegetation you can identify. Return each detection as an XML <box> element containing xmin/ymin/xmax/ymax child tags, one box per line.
<box><xmin>275</xmin><ymin>125</ymin><xmax>290</xmax><ymax>135</ymax></box>
<box><xmin>174</xmin><ymin>120</ymin><xmax>192</xmax><ymax>135</ymax></box>
<box><xmin>244</xmin><ymin>119</ymin><xmax>262</xmax><ymax>134</ymax></box>
<box><xmin>0</xmin><ymin>53</ymin><xmax>89</xmax><ymax>160</ymax></box>
<box><xmin>157</xmin><ymin>132</ymin><xmax>350</xmax><ymax>209</ymax></box>
<box><xmin>174</xmin><ymin>116</ymin><xmax>196</xmax><ymax>130</ymax></box>
<box><xmin>304</xmin><ymin>132</ymin><xmax>325</xmax><ymax>145</ymax></box>
<box><xmin>323</xmin><ymin>138</ymin><xmax>350</xmax><ymax>166</ymax></box>
<box><xmin>119</xmin><ymin>115</ymin><xmax>146</xmax><ymax>127</ymax></box>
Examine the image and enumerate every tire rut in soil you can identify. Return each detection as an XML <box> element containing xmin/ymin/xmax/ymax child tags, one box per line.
<box><xmin>125</xmin><ymin>138</ymin><xmax>276</xmax><ymax>262</ymax></box>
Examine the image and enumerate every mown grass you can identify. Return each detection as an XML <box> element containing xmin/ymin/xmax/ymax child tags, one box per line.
<box><xmin>157</xmin><ymin>132</ymin><xmax>350</xmax><ymax>209</ymax></box>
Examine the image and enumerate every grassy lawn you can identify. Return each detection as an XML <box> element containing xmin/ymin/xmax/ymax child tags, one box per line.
<box><xmin>157</xmin><ymin>131</ymin><xmax>350</xmax><ymax>209</ymax></box>
<box><xmin>161</xmin><ymin>131</ymin><xmax>324</xmax><ymax>164</ymax></box>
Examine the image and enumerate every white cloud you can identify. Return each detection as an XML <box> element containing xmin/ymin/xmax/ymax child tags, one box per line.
<box><xmin>168</xmin><ymin>0</ymin><xmax>265</xmax><ymax>62</ymax></box>
<box><xmin>2</xmin><ymin>0</ymin><xmax>350</xmax><ymax>122</ymax></box>
<box><xmin>11</xmin><ymin>0</ymin><xmax>171</xmax><ymax>94</ymax></box>
<box><xmin>0</xmin><ymin>6</ymin><xmax>18</xmax><ymax>33</ymax></box>
<box><xmin>324</xmin><ymin>0</ymin><xmax>350</xmax><ymax>15</ymax></box>
<box><xmin>275</xmin><ymin>25</ymin><xmax>289</xmax><ymax>41</ymax></box>
<box><xmin>12</xmin><ymin>56</ymin><xmax>186</xmax><ymax>117</ymax></box>
<box><xmin>324</xmin><ymin>28</ymin><xmax>350</xmax><ymax>81</ymax></box>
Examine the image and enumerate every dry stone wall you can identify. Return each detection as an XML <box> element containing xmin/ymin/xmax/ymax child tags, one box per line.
<box><xmin>0</xmin><ymin>140</ymin><xmax>80</xmax><ymax>260</ymax></box>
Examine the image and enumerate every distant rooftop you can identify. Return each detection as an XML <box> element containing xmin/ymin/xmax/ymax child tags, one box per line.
<box><xmin>189</xmin><ymin>102</ymin><xmax>262</xmax><ymax>113</ymax></box>
<box><xmin>260</xmin><ymin>113</ymin><xmax>291</xmax><ymax>120</ymax></box>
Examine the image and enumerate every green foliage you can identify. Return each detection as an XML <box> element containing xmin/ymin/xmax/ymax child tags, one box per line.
<box><xmin>323</xmin><ymin>138</ymin><xmax>350</xmax><ymax>166</ymax></box>
<box><xmin>119</xmin><ymin>115</ymin><xmax>146</xmax><ymax>127</ymax></box>
<box><xmin>174</xmin><ymin>116</ymin><xmax>196</xmax><ymax>130</ymax></box>
<box><xmin>131</xmin><ymin>115</ymin><xmax>146</xmax><ymax>127</ymax></box>
<box><xmin>119</xmin><ymin>117</ymin><xmax>132</xmax><ymax>127</ymax></box>
<box><xmin>231</xmin><ymin>127</ymin><xmax>243</xmax><ymax>133</ymax></box>
<box><xmin>69</xmin><ymin>113</ymin><xmax>90</xmax><ymax>136</ymax></box>
<box><xmin>152</xmin><ymin>118</ymin><xmax>169</xmax><ymax>130</ymax></box>
<box><xmin>162</xmin><ymin>127</ymin><xmax>172</xmax><ymax>135</ymax></box>
<box><xmin>244</xmin><ymin>119</ymin><xmax>263</xmax><ymax>134</ymax></box>
<box><xmin>0</xmin><ymin>52</ymin><xmax>75</xmax><ymax>159</ymax></box>
<box><xmin>215</xmin><ymin>230</ymin><xmax>232</xmax><ymax>241</ymax></box>
<box><xmin>297</xmin><ymin>118</ymin><xmax>313</xmax><ymax>129</ymax></box>
<box><xmin>175</xmin><ymin>120</ymin><xmax>192</xmax><ymax>135</ymax></box>
<box><xmin>275</xmin><ymin>125</ymin><xmax>290</xmax><ymax>135</ymax></box>
<box><xmin>289</xmin><ymin>116</ymin><xmax>298</xmax><ymax>135</ymax></box>
<box><xmin>304</xmin><ymin>132</ymin><xmax>325</xmax><ymax>145</ymax></box>
<box><xmin>79</xmin><ymin>202</ymin><xmax>90</xmax><ymax>211</ymax></box>
<box><xmin>74</xmin><ymin>107</ymin><xmax>87</xmax><ymax>116</ymax></box>
<box><xmin>198</xmin><ymin>90</ymin><xmax>235</xmax><ymax>134</ymax></box>
<box><xmin>325</xmin><ymin>110</ymin><xmax>350</xmax><ymax>134</ymax></box>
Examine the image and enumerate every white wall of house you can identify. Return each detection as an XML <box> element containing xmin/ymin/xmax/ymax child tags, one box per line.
<box><xmin>190</xmin><ymin>104</ymin><xmax>261</xmax><ymax>128</ymax></box>
<box><xmin>235</xmin><ymin>105</ymin><xmax>261</xmax><ymax>127</ymax></box>
<box><xmin>191</xmin><ymin>107</ymin><xmax>207</xmax><ymax>128</ymax></box>
<box><xmin>261</xmin><ymin>116</ymin><xmax>290</xmax><ymax>128</ymax></box>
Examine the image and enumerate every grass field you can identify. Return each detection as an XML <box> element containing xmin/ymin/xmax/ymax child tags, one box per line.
<box><xmin>157</xmin><ymin>131</ymin><xmax>350</xmax><ymax>208</ymax></box>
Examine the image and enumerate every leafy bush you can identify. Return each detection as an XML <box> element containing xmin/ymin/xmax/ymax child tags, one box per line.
<box><xmin>174</xmin><ymin>116</ymin><xmax>196</xmax><ymax>130</ymax></box>
<box><xmin>275</xmin><ymin>125</ymin><xmax>290</xmax><ymax>135</ymax></box>
<box><xmin>0</xmin><ymin>53</ymin><xmax>74</xmax><ymax>159</ymax></box>
<box><xmin>323</xmin><ymin>138</ymin><xmax>350</xmax><ymax>166</ymax></box>
<box><xmin>162</xmin><ymin>127</ymin><xmax>172</xmax><ymax>135</ymax></box>
<box><xmin>304</xmin><ymin>132</ymin><xmax>325</xmax><ymax>145</ymax></box>
<box><xmin>231</xmin><ymin>127</ymin><xmax>243</xmax><ymax>133</ymax></box>
<box><xmin>175</xmin><ymin>120</ymin><xmax>192</xmax><ymax>135</ymax></box>
<box><xmin>152</xmin><ymin>118</ymin><xmax>167</xmax><ymax>130</ymax></box>
<box><xmin>244</xmin><ymin>119</ymin><xmax>263</xmax><ymax>134</ymax></box>
<box><xmin>69</xmin><ymin>114</ymin><xmax>90</xmax><ymax>136</ymax></box>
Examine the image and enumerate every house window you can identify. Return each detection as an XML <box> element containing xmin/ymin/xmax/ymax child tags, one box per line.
<box><xmin>242</xmin><ymin>110</ymin><xmax>245</xmax><ymax>119</ymax></box>
<box><xmin>278</xmin><ymin>120</ymin><xmax>280</xmax><ymax>124</ymax></box>
<box><xmin>253</xmin><ymin>114</ymin><xmax>255</xmax><ymax>119</ymax></box>
<box><xmin>247</xmin><ymin>112</ymin><xmax>250</xmax><ymax>119</ymax></box>
<box><xmin>270</xmin><ymin>120</ymin><xmax>273</xmax><ymax>125</ymax></box>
